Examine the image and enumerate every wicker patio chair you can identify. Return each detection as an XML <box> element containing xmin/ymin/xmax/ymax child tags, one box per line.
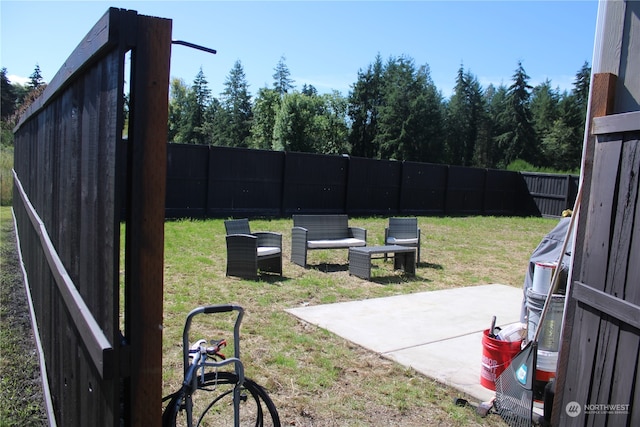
<box><xmin>384</xmin><ymin>217</ymin><xmax>421</xmax><ymax>263</ymax></box>
<box><xmin>224</xmin><ymin>218</ymin><xmax>282</xmax><ymax>279</ymax></box>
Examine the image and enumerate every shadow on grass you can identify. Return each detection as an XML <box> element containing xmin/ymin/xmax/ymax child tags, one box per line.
<box><xmin>250</xmin><ymin>273</ymin><xmax>292</xmax><ymax>284</ymax></box>
<box><xmin>308</xmin><ymin>263</ymin><xmax>350</xmax><ymax>273</ymax></box>
<box><xmin>418</xmin><ymin>261</ymin><xmax>443</xmax><ymax>270</ymax></box>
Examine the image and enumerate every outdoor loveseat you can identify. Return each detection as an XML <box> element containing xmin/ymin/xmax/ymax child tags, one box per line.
<box><xmin>291</xmin><ymin>214</ymin><xmax>367</xmax><ymax>268</ymax></box>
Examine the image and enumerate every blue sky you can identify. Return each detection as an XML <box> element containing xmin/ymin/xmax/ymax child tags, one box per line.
<box><xmin>1</xmin><ymin>1</ymin><xmax>598</xmax><ymax>99</ymax></box>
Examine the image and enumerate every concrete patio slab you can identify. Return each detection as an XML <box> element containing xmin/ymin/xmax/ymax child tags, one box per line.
<box><xmin>286</xmin><ymin>284</ymin><xmax>524</xmax><ymax>403</ymax></box>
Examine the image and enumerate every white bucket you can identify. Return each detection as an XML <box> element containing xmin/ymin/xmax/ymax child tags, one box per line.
<box><xmin>536</xmin><ymin>350</ymin><xmax>559</xmax><ymax>373</ymax></box>
<box><xmin>532</xmin><ymin>261</ymin><xmax>556</xmax><ymax>294</ymax></box>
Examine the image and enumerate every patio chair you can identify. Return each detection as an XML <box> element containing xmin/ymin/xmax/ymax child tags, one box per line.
<box><xmin>385</xmin><ymin>217</ymin><xmax>421</xmax><ymax>263</ymax></box>
<box><xmin>224</xmin><ymin>218</ymin><xmax>282</xmax><ymax>279</ymax></box>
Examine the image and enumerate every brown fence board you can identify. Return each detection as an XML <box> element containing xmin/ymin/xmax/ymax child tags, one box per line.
<box><xmin>13</xmin><ymin>8</ymin><xmax>170</xmax><ymax>426</ymax></box>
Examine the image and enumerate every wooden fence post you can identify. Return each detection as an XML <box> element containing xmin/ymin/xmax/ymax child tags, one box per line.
<box><xmin>125</xmin><ymin>14</ymin><xmax>172</xmax><ymax>426</ymax></box>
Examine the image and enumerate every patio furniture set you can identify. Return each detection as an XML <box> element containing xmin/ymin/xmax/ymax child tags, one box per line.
<box><xmin>224</xmin><ymin>215</ymin><xmax>421</xmax><ymax>280</ymax></box>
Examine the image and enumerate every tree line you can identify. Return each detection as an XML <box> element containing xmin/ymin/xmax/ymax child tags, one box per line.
<box><xmin>2</xmin><ymin>56</ymin><xmax>589</xmax><ymax>173</ymax></box>
<box><xmin>168</xmin><ymin>55</ymin><xmax>589</xmax><ymax>172</ymax></box>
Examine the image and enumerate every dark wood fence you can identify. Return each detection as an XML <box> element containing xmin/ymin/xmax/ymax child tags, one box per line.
<box><xmin>554</xmin><ymin>73</ymin><xmax>640</xmax><ymax>426</ymax></box>
<box><xmin>12</xmin><ymin>8</ymin><xmax>170</xmax><ymax>426</ymax></box>
<box><xmin>164</xmin><ymin>143</ymin><xmax>578</xmax><ymax>219</ymax></box>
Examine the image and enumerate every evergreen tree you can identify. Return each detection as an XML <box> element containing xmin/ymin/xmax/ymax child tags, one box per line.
<box><xmin>213</xmin><ymin>60</ymin><xmax>253</xmax><ymax>147</ymax></box>
<box><xmin>301</xmin><ymin>84</ymin><xmax>318</xmax><ymax>96</ymax></box>
<box><xmin>495</xmin><ymin>61</ymin><xmax>536</xmax><ymax>166</ymax></box>
<box><xmin>445</xmin><ymin>66</ymin><xmax>485</xmax><ymax>166</ymax></box>
<box><xmin>28</xmin><ymin>64</ymin><xmax>44</xmax><ymax>90</ymax></box>
<box><xmin>272</xmin><ymin>56</ymin><xmax>295</xmax><ymax>96</ymax></box>
<box><xmin>168</xmin><ymin>77</ymin><xmax>190</xmax><ymax>143</ymax></box>
<box><xmin>1</xmin><ymin>68</ymin><xmax>17</xmax><ymax>120</ymax></box>
<box><xmin>530</xmin><ymin>79</ymin><xmax>560</xmax><ymax>160</ymax></box>
<box><xmin>485</xmin><ymin>83</ymin><xmax>509</xmax><ymax>167</ymax></box>
<box><xmin>348</xmin><ymin>54</ymin><xmax>384</xmax><ymax>158</ymax></box>
<box><xmin>573</xmin><ymin>61</ymin><xmax>591</xmax><ymax>108</ymax></box>
<box><xmin>250</xmin><ymin>87</ymin><xmax>281</xmax><ymax>150</ymax></box>
<box><xmin>375</xmin><ymin>56</ymin><xmax>444</xmax><ymax>162</ymax></box>
<box><xmin>185</xmin><ymin>68</ymin><xmax>212</xmax><ymax>144</ymax></box>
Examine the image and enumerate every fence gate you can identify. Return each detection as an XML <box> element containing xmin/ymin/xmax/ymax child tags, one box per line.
<box><xmin>12</xmin><ymin>8</ymin><xmax>170</xmax><ymax>426</ymax></box>
<box><xmin>553</xmin><ymin>73</ymin><xmax>640</xmax><ymax>425</ymax></box>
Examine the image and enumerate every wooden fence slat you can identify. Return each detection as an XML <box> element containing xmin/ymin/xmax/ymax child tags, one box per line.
<box><xmin>13</xmin><ymin>170</ymin><xmax>115</xmax><ymax>378</ymax></box>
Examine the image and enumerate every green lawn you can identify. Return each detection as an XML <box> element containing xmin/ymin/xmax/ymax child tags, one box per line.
<box><xmin>2</xmin><ymin>206</ymin><xmax>558</xmax><ymax>426</ymax></box>
<box><xmin>158</xmin><ymin>215</ymin><xmax>557</xmax><ymax>426</ymax></box>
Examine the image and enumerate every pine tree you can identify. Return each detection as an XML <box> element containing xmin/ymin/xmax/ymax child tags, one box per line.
<box><xmin>495</xmin><ymin>61</ymin><xmax>536</xmax><ymax>166</ymax></box>
<box><xmin>375</xmin><ymin>56</ymin><xmax>443</xmax><ymax>162</ymax></box>
<box><xmin>348</xmin><ymin>54</ymin><xmax>384</xmax><ymax>158</ymax></box>
<box><xmin>1</xmin><ymin>68</ymin><xmax>17</xmax><ymax>120</ymax></box>
<box><xmin>530</xmin><ymin>80</ymin><xmax>560</xmax><ymax>162</ymax></box>
<box><xmin>445</xmin><ymin>66</ymin><xmax>485</xmax><ymax>166</ymax></box>
<box><xmin>214</xmin><ymin>60</ymin><xmax>253</xmax><ymax>147</ymax></box>
<box><xmin>28</xmin><ymin>64</ymin><xmax>44</xmax><ymax>91</ymax></box>
<box><xmin>272</xmin><ymin>56</ymin><xmax>295</xmax><ymax>96</ymax></box>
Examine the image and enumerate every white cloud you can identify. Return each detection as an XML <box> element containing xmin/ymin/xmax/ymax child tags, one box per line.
<box><xmin>7</xmin><ymin>74</ymin><xmax>30</xmax><ymax>86</ymax></box>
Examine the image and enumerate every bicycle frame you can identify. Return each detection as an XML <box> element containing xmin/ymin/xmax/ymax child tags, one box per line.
<box><xmin>181</xmin><ymin>305</ymin><xmax>246</xmax><ymax>427</ymax></box>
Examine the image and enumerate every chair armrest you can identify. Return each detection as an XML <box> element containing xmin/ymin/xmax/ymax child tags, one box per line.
<box><xmin>349</xmin><ymin>227</ymin><xmax>367</xmax><ymax>242</ymax></box>
<box><xmin>226</xmin><ymin>234</ymin><xmax>257</xmax><ymax>249</ymax></box>
<box><xmin>254</xmin><ymin>232</ymin><xmax>282</xmax><ymax>248</ymax></box>
<box><xmin>291</xmin><ymin>226</ymin><xmax>309</xmax><ymax>267</ymax></box>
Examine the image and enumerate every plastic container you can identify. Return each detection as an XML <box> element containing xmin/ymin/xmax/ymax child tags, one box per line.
<box><xmin>480</xmin><ymin>329</ymin><xmax>523</xmax><ymax>390</ymax></box>
<box><xmin>526</xmin><ymin>289</ymin><xmax>565</xmax><ymax>351</ymax></box>
<box><xmin>533</xmin><ymin>350</ymin><xmax>558</xmax><ymax>402</ymax></box>
<box><xmin>532</xmin><ymin>261</ymin><xmax>556</xmax><ymax>294</ymax></box>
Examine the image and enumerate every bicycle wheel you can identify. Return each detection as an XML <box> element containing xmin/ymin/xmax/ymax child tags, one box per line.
<box><xmin>162</xmin><ymin>371</ymin><xmax>281</xmax><ymax>427</ymax></box>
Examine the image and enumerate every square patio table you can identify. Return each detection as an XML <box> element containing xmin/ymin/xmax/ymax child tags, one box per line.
<box><xmin>349</xmin><ymin>245</ymin><xmax>416</xmax><ymax>280</ymax></box>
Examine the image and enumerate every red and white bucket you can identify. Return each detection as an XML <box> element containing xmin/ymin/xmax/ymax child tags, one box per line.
<box><xmin>480</xmin><ymin>329</ymin><xmax>523</xmax><ymax>390</ymax></box>
<box><xmin>533</xmin><ymin>350</ymin><xmax>558</xmax><ymax>402</ymax></box>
